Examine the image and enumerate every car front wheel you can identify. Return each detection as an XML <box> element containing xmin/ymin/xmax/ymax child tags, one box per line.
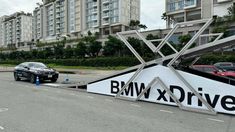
<box><xmin>14</xmin><ymin>72</ymin><xmax>20</xmax><ymax>81</ymax></box>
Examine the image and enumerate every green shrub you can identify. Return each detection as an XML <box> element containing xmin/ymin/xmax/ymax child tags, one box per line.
<box><xmin>0</xmin><ymin>57</ymin><xmax>139</xmax><ymax>67</ymax></box>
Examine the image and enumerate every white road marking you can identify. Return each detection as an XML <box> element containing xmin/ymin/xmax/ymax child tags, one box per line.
<box><xmin>130</xmin><ymin>104</ymin><xmax>141</xmax><ymax>108</ymax></box>
<box><xmin>87</xmin><ymin>96</ymin><xmax>94</xmax><ymax>99</ymax></box>
<box><xmin>0</xmin><ymin>126</ymin><xmax>4</xmax><ymax>130</ymax></box>
<box><xmin>105</xmin><ymin>99</ymin><xmax>113</xmax><ymax>102</ymax></box>
<box><xmin>0</xmin><ymin>108</ymin><xmax>8</xmax><ymax>113</ymax></box>
<box><xmin>207</xmin><ymin>118</ymin><xmax>224</xmax><ymax>123</ymax></box>
<box><xmin>160</xmin><ymin>110</ymin><xmax>173</xmax><ymax>114</ymax></box>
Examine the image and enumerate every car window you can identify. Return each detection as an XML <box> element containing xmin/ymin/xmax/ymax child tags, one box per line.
<box><xmin>220</xmin><ymin>63</ymin><xmax>232</xmax><ymax>66</ymax></box>
<box><xmin>28</xmin><ymin>63</ymin><xmax>47</xmax><ymax>68</ymax></box>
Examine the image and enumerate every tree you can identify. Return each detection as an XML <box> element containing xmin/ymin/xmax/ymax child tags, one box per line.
<box><xmin>161</xmin><ymin>12</ymin><xmax>167</xmax><ymax>21</ymax></box>
<box><xmin>178</xmin><ymin>34</ymin><xmax>197</xmax><ymax>50</ymax></box>
<box><xmin>44</xmin><ymin>47</ymin><xmax>54</xmax><ymax>59</ymax></box>
<box><xmin>53</xmin><ymin>43</ymin><xmax>64</xmax><ymax>59</ymax></box>
<box><xmin>87</xmin><ymin>30</ymin><xmax>92</xmax><ymax>36</ymax></box>
<box><xmin>227</xmin><ymin>4</ymin><xmax>235</xmax><ymax>20</ymax></box>
<box><xmin>146</xmin><ymin>34</ymin><xmax>160</xmax><ymax>40</ymax></box>
<box><xmin>103</xmin><ymin>36</ymin><xmax>125</xmax><ymax>56</ymax></box>
<box><xmin>161</xmin><ymin>12</ymin><xmax>174</xmax><ymax>25</ymax></box>
<box><xmin>64</xmin><ymin>45</ymin><xmax>74</xmax><ymax>59</ymax></box>
<box><xmin>178</xmin><ymin>34</ymin><xmax>192</xmax><ymax>45</ymax></box>
<box><xmin>126</xmin><ymin>37</ymin><xmax>156</xmax><ymax>58</ymax></box>
<box><xmin>138</xmin><ymin>24</ymin><xmax>147</xmax><ymax>30</ymax></box>
<box><xmin>88</xmin><ymin>41</ymin><xmax>102</xmax><ymax>57</ymax></box>
<box><xmin>74</xmin><ymin>41</ymin><xmax>87</xmax><ymax>58</ymax></box>
<box><xmin>129</xmin><ymin>20</ymin><xmax>147</xmax><ymax>30</ymax></box>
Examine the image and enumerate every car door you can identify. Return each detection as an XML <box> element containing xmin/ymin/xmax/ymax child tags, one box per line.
<box><xmin>21</xmin><ymin>64</ymin><xmax>30</xmax><ymax>78</ymax></box>
<box><xmin>15</xmin><ymin>64</ymin><xmax>24</xmax><ymax>78</ymax></box>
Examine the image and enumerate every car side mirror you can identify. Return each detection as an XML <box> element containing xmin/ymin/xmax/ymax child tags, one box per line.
<box><xmin>213</xmin><ymin>70</ymin><xmax>218</xmax><ymax>74</ymax></box>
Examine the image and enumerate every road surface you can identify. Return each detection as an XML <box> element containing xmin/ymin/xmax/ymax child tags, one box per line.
<box><xmin>0</xmin><ymin>72</ymin><xmax>234</xmax><ymax>132</ymax></box>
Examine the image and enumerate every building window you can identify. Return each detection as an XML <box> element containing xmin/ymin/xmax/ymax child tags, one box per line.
<box><xmin>184</xmin><ymin>0</ymin><xmax>196</xmax><ymax>8</ymax></box>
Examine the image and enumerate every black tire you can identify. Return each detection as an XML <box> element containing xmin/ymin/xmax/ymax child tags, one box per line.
<box><xmin>30</xmin><ymin>74</ymin><xmax>35</xmax><ymax>84</ymax></box>
<box><xmin>14</xmin><ymin>72</ymin><xmax>20</xmax><ymax>81</ymax></box>
<box><xmin>51</xmin><ymin>78</ymin><xmax>57</xmax><ymax>83</ymax></box>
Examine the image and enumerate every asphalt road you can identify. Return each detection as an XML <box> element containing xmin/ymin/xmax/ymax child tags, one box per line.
<box><xmin>0</xmin><ymin>72</ymin><xmax>234</xmax><ymax>132</ymax></box>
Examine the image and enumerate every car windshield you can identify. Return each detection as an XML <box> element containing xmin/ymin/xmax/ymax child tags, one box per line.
<box><xmin>28</xmin><ymin>63</ymin><xmax>47</xmax><ymax>68</ymax></box>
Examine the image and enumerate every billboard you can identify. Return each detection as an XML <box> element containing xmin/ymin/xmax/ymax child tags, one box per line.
<box><xmin>87</xmin><ymin>65</ymin><xmax>235</xmax><ymax>115</ymax></box>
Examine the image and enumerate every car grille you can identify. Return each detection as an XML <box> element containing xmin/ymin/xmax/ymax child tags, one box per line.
<box><xmin>44</xmin><ymin>72</ymin><xmax>55</xmax><ymax>75</ymax></box>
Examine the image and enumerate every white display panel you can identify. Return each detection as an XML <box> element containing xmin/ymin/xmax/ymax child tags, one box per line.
<box><xmin>87</xmin><ymin>65</ymin><xmax>235</xmax><ymax>115</ymax></box>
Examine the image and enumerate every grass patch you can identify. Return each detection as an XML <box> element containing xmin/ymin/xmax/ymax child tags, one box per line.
<box><xmin>47</xmin><ymin>64</ymin><xmax>127</xmax><ymax>70</ymax></box>
<box><xmin>0</xmin><ymin>63</ymin><xmax>127</xmax><ymax>70</ymax></box>
<box><xmin>0</xmin><ymin>64</ymin><xmax>15</xmax><ymax>67</ymax></box>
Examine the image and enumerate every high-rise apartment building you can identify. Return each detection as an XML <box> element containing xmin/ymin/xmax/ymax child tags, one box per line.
<box><xmin>83</xmin><ymin>0</ymin><xmax>140</xmax><ymax>35</ymax></box>
<box><xmin>33</xmin><ymin>0</ymin><xmax>140</xmax><ymax>41</ymax></box>
<box><xmin>165</xmin><ymin>0</ymin><xmax>235</xmax><ymax>28</ymax></box>
<box><xmin>0</xmin><ymin>16</ymin><xmax>6</xmax><ymax>47</ymax></box>
<box><xmin>0</xmin><ymin>12</ymin><xmax>32</xmax><ymax>48</ymax></box>
<box><xmin>33</xmin><ymin>0</ymin><xmax>83</xmax><ymax>41</ymax></box>
<box><xmin>33</xmin><ymin>6</ymin><xmax>43</xmax><ymax>41</ymax></box>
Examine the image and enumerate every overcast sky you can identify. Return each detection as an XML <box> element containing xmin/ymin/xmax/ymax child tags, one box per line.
<box><xmin>0</xmin><ymin>0</ymin><xmax>166</xmax><ymax>30</ymax></box>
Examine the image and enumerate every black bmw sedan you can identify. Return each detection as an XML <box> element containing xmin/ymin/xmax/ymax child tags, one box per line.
<box><xmin>14</xmin><ymin>62</ymin><xmax>59</xmax><ymax>83</ymax></box>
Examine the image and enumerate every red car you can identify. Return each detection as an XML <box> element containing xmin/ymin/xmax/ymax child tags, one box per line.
<box><xmin>191</xmin><ymin>65</ymin><xmax>235</xmax><ymax>79</ymax></box>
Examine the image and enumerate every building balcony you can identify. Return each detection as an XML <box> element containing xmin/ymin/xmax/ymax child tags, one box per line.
<box><xmin>102</xmin><ymin>21</ymin><xmax>110</xmax><ymax>25</ymax></box>
<box><xmin>56</xmin><ymin>15</ymin><xmax>61</xmax><ymax>18</ymax></box>
<box><xmin>92</xmin><ymin>9</ymin><xmax>98</xmax><ymax>14</ymax></box>
<box><xmin>102</xmin><ymin>0</ymin><xmax>109</xmax><ymax>5</ymax></box>
<box><xmin>103</xmin><ymin>6</ymin><xmax>109</xmax><ymax>11</ymax></box>
<box><xmin>93</xmin><ymin>4</ymin><xmax>97</xmax><ymax>7</ymax></box>
<box><xmin>102</xmin><ymin>13</ymin><xmax>109</xmax><ymax>18</ymax></box>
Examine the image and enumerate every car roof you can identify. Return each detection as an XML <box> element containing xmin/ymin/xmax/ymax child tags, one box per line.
<box><xmin>19</xmin><ymin>62</ymin><xmax>45</xmax><ymax>66</ymax></box>
<box><xmin>215</xmin><ymin>62</ymin><xmax>235</xmax><ymax>65</ymax></box>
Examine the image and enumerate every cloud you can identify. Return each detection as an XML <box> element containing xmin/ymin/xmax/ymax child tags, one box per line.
<box><xmin>141</xmin><ymin>0</ymin><xmax>166</xmax><ymax>30</ymax></box>
<box><xmin>0</xmin><ymin>0</ymin><xmax>41</xmax><ymax>16</ymax></box>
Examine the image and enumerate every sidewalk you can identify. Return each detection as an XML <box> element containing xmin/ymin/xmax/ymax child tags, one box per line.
<box><xmin>0</xmin><ymin>66</ymin><xmax>14</xmax><ymax>72</ymax></box>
